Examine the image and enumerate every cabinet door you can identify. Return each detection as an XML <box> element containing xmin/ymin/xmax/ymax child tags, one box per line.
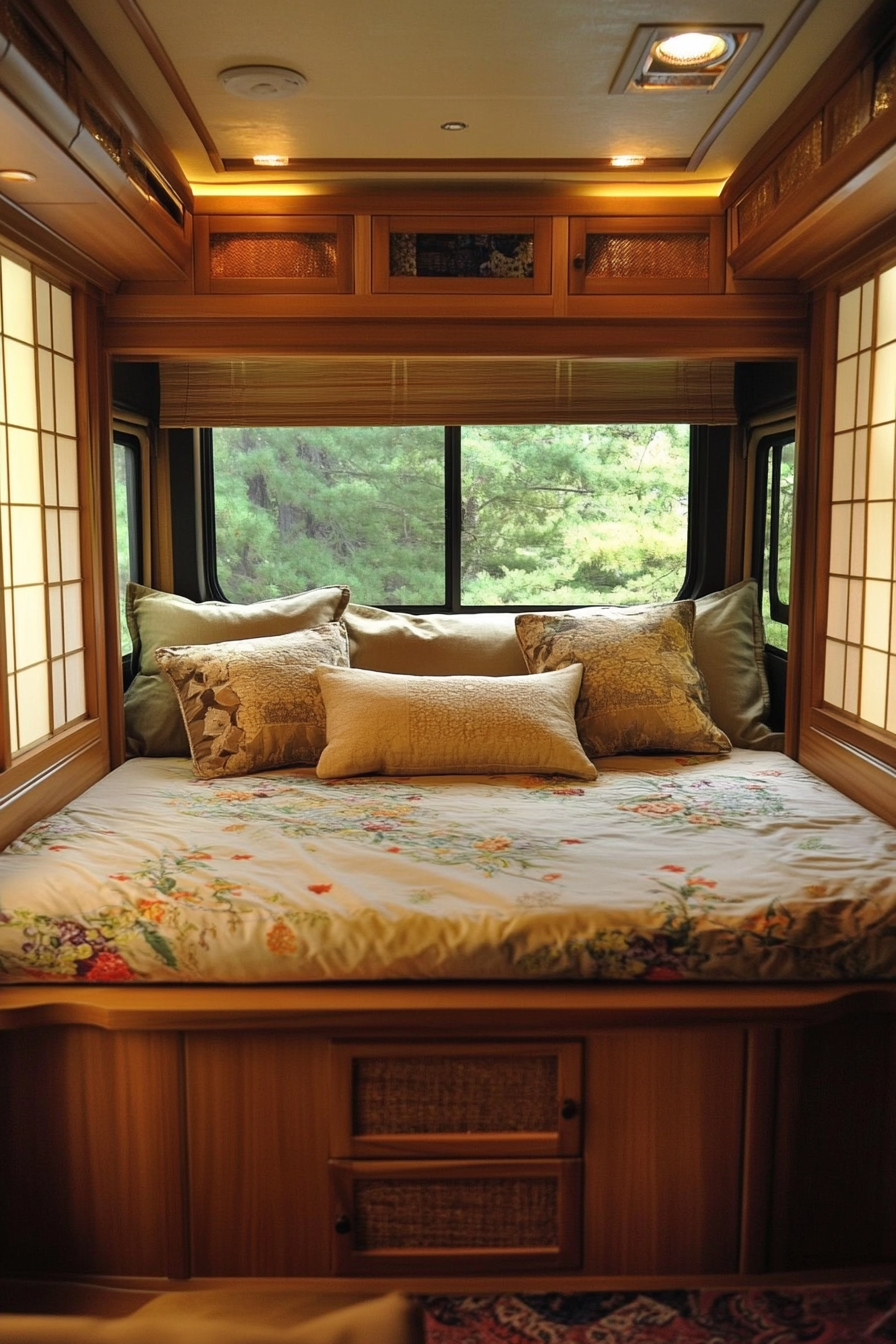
<box><xmin>372</xmin><ymin>216</ymin><xmax>552</xmax><ymax>293</ymax></box>
<box><xmin>568</xmin><ymin>217</ymin><xmax>724</xmax><ymax>294</ymax></box>
<box><xmin>331</xmin><ymin>1158</ymin><xmax>581</xmax><ymax>1274</ymax></box>
<box><xmin>330</xmin><ymin>1040</ymin><xmax>582</xmax><ymax>1158</ymax></box>
<box><xmin>194</xmin><ymin>215</ymin><xmax>353</xmax><ymax>293</ymax></box>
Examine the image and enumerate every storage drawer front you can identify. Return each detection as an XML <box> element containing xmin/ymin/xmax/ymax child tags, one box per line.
<box><xmin>331</xmin><ymin>1041</ymin><xmax>582</xmax><ymax>1157</ymax></box>
<box><xmin>331</xmin><ymin>1158</ymin><xmax>581</xmax><ymax>1274</ymax></box>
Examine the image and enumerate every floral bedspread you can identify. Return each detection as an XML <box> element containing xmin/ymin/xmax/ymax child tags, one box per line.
<box><xmin>2</xmin><ymin>751</ymin><xmax>896</xmax><ymax>982</ymax></box>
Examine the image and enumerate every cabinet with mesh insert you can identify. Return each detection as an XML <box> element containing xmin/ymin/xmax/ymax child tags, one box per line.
<box><xmin>568</xmin><ymin>217</ymin><xmax>724</xmax><ymax>294</ymax></box>
<box><xmin>330</xmin><ymin>1040</ymin><xmax>582</xmax><ymax>1158</ymax></box>
<box><xmin>194</xmin><ymin>215</ymin><xmax>353</xmax><ymax>293</ymax></box>
<box><xmin>330</xmin><ymin>1158</ymin><xmax>581</xmax><ymax>1274</ymax></box>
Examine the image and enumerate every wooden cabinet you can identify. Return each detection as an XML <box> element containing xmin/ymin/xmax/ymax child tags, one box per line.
<box><xmin>194</xmin><ymin>216</ymin><xmax>354</xmax><ymax>294</ymax></box>
<box><xmin>568</xmin><ymin>216</ymin><xmax>725</xmax><ymax>294</ymax></box>
<box><xmin>372</xmin><ymin>216</ymin><xmax>552</xmax><ymax>293</ymax></box>
<box><xmin>328</xmin><ymin>1040</ymin><xmax>582</xmax><ymax>1272</ymax></box>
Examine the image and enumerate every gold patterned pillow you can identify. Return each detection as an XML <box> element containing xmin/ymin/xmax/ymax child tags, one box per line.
<box><xmin>155</xmin><ymin>623</ymin><xmax>349</xmax><ymax>778</ymax></box>
<box><xmin>315</xmin><ymin>663</ymin><xmax>597</xmax><ymax>779</ymax></box>
<box><xmin>515</xmin><ymin>603</ymin><xmax>730</xmax><ymax>758</ymax></box>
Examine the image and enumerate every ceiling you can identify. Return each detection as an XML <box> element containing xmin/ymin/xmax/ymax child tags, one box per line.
<box><xmin>55</xmin><ymin>0</ymin><xmax>880</xmax><ymax>194</ymax></box>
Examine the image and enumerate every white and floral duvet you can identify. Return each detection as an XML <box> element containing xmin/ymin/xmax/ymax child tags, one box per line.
<box><xmin>1</xmin><ymin>751</ymin><xmax>896</xmax><ymax>982</ymax></box>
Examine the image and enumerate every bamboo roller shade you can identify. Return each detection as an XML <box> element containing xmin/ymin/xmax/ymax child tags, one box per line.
<box><xmin>159</xmin><ymin>358</ymin><xmax>737</xmax><ymax>427</ymax></box>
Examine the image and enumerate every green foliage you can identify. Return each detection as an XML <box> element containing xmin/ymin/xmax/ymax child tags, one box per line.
<box><xmin>211</xmin><ymin>423</ymin><xmax>691</xmax><ymax>608</ymax></box>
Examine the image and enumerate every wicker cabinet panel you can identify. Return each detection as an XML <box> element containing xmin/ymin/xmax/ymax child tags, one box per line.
<box><xmin>330</xmin><ymin>1041</ymin><xmax>582</xmax><ymax>1157</ymax></box>
<box><xmin>194</xmin><ymin>215</ymin><xmax>353</xmax><ymax>293</ymax></box>
<box><xmin>331</xmin><ymin>1158</ymin><xmax>581</xmax><ymax>1273</ymax></box>
<box><xmin>569</xmin><ymin>217</ymin><xmax>723</xmax><ymax>294</ymax></box>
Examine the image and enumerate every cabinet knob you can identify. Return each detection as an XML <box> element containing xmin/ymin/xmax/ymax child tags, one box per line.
<box><xmin>334</xmin><ymin>1214</ymin><xmax>352</xmax><ymax>1235</ymax></box>
<box><xmin>560</xmin><ymin>1097</ymin><xmax>578</xmax><ymax>1120</ymax></box>
<box><xmin>572</xmin><ymin>254</ymin><xmax>585</xmax><ymax>270</ymax></box>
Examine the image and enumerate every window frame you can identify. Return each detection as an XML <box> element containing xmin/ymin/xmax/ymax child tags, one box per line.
<box><xmin>750</xmin><ymin>421</ymin><xmax>796</xmax><ymax>650</ymax></box>
<box><xmin>200</xmin><ymin>422</ymin><xmax>724</xmax><ymax>613</ymax></box>
<box><xmin>111</xmin><ymin>416</ymin><xmax>151</xmax><ymax>666</ymax></box>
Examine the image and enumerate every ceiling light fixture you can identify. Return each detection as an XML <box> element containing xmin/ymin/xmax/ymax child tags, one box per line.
<box><xmin>653</xmin><ymin>31</ymin><xmax>734</xmax><ymax>68</ymax></box>
<box><xmin>219</xmin><ymin>66</ymin><xmax>306</xmax><ymax>100</ymax></box>
<box><xmin>611</xmin><ymin>24</ymin><xmax>761</xmax><ymax>93</ymax></box>
<box><xmin>610</xmin><ymin>155</ymin><xmax>645</xmax><ymax>167</ymax></box>
<box><xmin>0</xmin><ymin>169</ymin><xmax>37</xmax><ymax>181</ymax></box>
<box><xmin>253</xmin><ymin>155</ymin><xmax>290</xmax><ymax>167</ymax></box>
<box><xmin>440</xmin><ymin>121</ymin><xmax>468</xmax><ymax>131</ymax></box>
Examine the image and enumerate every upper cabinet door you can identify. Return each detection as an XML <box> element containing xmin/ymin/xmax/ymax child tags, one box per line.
<box><xmin>569</xmin><ymin>217</ymin><xmax>724</xmax><ymax>294</ymax></box>
<box><xmin>373</xmin><ymin>216</ymin><xmax>552</xmax><ymax>293</ymax></box>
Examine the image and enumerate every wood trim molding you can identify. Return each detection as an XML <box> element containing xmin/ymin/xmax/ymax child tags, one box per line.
<box><xmin>222</xmin><ymin>157</ymin><xmax>690</xmax><ymax>175</ymax></box>
<box><xmin>115</xmin><ymin>0</ymin><xmax>224</xmax><ymax>173</ymax></box>
<box><xmin>27</xmin><ymin>0</ymin><xmax>192</xmax><ymax>202</ymax></box>
<box><xmin>0</xmin><ymin>193</ymin><xmax>119</xmax><ymax>292</ymax></box>
<box><xmin>688</xmin><ymin>0</ymin><xmax>823</xmax><ymax>172</ymax></box>
<box><xmin>721</xmin><ymin>0</ymin><xmax>896</xmax><ymax>209</ymax></box>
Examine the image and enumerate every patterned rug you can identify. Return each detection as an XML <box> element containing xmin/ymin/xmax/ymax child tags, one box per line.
<box><xmin>420</xmin><ymin>1285</ymin><xmax>896</xmax><ymax>1343</ymax></box>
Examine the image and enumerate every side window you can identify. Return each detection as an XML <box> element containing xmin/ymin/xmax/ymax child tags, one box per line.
<box><xmin>112</xmin><ymin>423</ymin><xmax>148</xmax><ymax>660</ymax></box>
<box><xmin>752</xmin><ymin>428</ymin><xmax>795</xmax><ymax>652</ymax></box>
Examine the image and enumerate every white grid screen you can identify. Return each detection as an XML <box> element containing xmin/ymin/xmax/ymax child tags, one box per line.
<box><xmin>825</xmin><ymin>264</ymin><xmax>896</xmax><ymax>732</ymax></box>
<box><xmin>0</xmin><ymin>254</ymin><xmax>85</xmax><ymax>755</ymax></box>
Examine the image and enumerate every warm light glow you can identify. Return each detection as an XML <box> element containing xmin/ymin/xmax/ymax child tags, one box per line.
<box><xmin>253</xmin><ymin>155</ymin><xmax>290</xmax><ymax>167</ymax></box>
<box><xmin>653</xmin><ymin>32</ymin><xmax>731</xmax><ymax>68</ymax></box>
<box><xmin>0</xmin><ymin>169</ymin><xmax>36</xmax><ymax>182</ymax></box>
<box><xmin>610</xmin><ymin>155</ymin><xmax>646</xmax><ymax>168</ymax></box>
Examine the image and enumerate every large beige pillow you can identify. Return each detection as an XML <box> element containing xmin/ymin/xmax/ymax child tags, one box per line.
<box><xmin>693</xmin><ymin>579</ymin><xmax>783</xmax><ymax>750</ymax></box>
<box><xmin>516</xmin><ymin>602</ymin><xmax>731</xmax><ymax>758</ymax></box>
<box><xmin>125</xmin><ymin>583</ymin><xmax>350</xmax><ymax>757</ymax></box>
<box><xmin>156</xmin><ymin>623</ymin><xmax>349</xmax><ymax>778</ymax></box>
<box><xmin>316</xmin><ymin>664</ymin><xmax>597</xmax><ymax>779</ymax></box>
<box><xmin>342</xmin><ymin>603</ymin><xmax>527</xmax><ymax>676</ymax></box>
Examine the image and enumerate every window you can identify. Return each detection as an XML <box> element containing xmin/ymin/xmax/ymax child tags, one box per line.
<box><xmin>752</xmin><ymin>427</ymin><xmax>795</xmax><ymax>651</ymax></box>
<box><xmin>820</xmin><ymin>261</ymin><xmax>896</xmax><ymax>752</ymax></box>
<box><xmin>0</xmin><ymin>250</ymin><xmax>85</xmax><ymax>759</ymax></box>
<box><xmin>112</xmin><ymin>425</ymin><xmax>147</xmax><ymax>658</ymax></box>
<box><xmin>208</xmin><ymin>423</ymin><xmax>691</xmax><ymax>609</ymax></box>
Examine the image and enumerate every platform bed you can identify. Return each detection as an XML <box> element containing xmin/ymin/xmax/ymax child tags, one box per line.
<box><xmin>1</xmin><ymin>752</ymin><xmax>896</xmax><ymax>1287</ymax></box>
<box><xmin>2</xmin><ymin>591</ymin><xmax>896</xmax><ymax>1288</ymax></box>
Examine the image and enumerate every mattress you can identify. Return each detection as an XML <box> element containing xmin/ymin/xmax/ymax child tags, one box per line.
<box><xmin>1</xmin><ymin>750</ymin><xmax>895</xmax><ymax>983</ymax></box>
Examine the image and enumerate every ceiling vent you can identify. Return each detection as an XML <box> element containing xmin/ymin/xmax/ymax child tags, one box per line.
<box><xmin>611</xmin><ymin>25</ymin><xmax>762</xmax><ymax>93</ymax></box>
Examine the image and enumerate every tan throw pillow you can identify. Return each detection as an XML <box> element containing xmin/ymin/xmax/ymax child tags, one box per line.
<box><xmin>693</xmin><ymin>579</ymin><xmax>784</xmax><ymax>750</ymax></box>
<box><xmin>156</xmin><ymin>623</ymin><xmax>349</xmax><ymax>778</ymax></box>
<box><xmin>125</xmin><ymin>583</ymin><xmax>350</xmax><ymax>757</ymax></box>
<box><xmin>316</xmin><ymin>664</ymin><xmax>597</xmax><ymax>780</ymax></box>
<box><xmin>515</xmin><ymin>602</ymin><xmax>731</xmax><ymax>758</ymax></box>
<box><xmin>342</xmin><ymin>604</ymin><xmax>528</xmax><ymax>677</ymax></box>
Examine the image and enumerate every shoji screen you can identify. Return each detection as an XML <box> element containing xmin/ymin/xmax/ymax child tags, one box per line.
<box><xmin>824</xmin><ymin>263</ymin><xmax>896</xmax><ymax>737</ymax></box>
<box><xmin>0</xmin><ymin>251</ymin><xmax>85</xmax><ymax>756</ymax></box>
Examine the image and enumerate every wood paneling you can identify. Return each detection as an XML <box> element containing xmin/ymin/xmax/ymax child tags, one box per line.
<box><xmin>0</xmin><ymin>1026</ymin><xmax>184</xmax><ymax>1276</ymax></box>
<box><xmin>770</xmin><ymin>1014</ymin><xmax>896</xmax><ymax>1269</ymax></box>
<box><xmin>185</xmin><ymin>1032</ymin><xmax>331</xmax><ymax>1277</ymax></box>
<box><xmin>582</xmin><ymin>1028</ymin><xmax>746</xmax><ymax>1275</ymax></box>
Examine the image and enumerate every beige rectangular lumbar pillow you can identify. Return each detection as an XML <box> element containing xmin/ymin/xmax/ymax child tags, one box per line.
<box><xmin>316</xmin><ymin>664</ymin><xmax>597</xmax><ymax>779</ymax></box>
<box><xmin>156</xmin><ymin>623</ymin><xmax>349</xmax><ymax>778</ymax></box>
<box><xmin>125</xmin><ymin>582</ymin><xmax>350</xmax><ymax>757</ymax></box>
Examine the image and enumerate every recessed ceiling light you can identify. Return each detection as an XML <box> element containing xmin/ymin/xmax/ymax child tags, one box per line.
<box><xmin>653</xmin><ymin>31</ymin><xmax>735</xmax><ymax>69</ymax></box>
<box><xmin>611</xmin><ymin>24</ymin><xmax>762</xmax><ymax>93</ymax></box>
<box><xmin>219</xmin><ymin>66</ymin><xmax>306</xmax><ymax>100</ymax></box>
<box><xmin>0</xmin><ymin>169</ymin><xmax>37</xmax><ymax>181</ymax></box>
<box><xmin>440</xmin><ymin>121</ymin><xmax>468</xmax><ymax>131</ymax></box>
<box><xmin>253</xmin><ymin>155</ymin><xmax>290</xmax><ymax>167</ymax></box>
<box><xmin>610</xmin><ymin>155</ymin><xmax>645</xmax><ymax>168</ymax></box>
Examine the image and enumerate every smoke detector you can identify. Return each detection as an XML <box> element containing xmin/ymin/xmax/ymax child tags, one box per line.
<box><xmin>218</xmin><ymin>66</ymin><xmax>306</xmax><ymax>100</ymax></box>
